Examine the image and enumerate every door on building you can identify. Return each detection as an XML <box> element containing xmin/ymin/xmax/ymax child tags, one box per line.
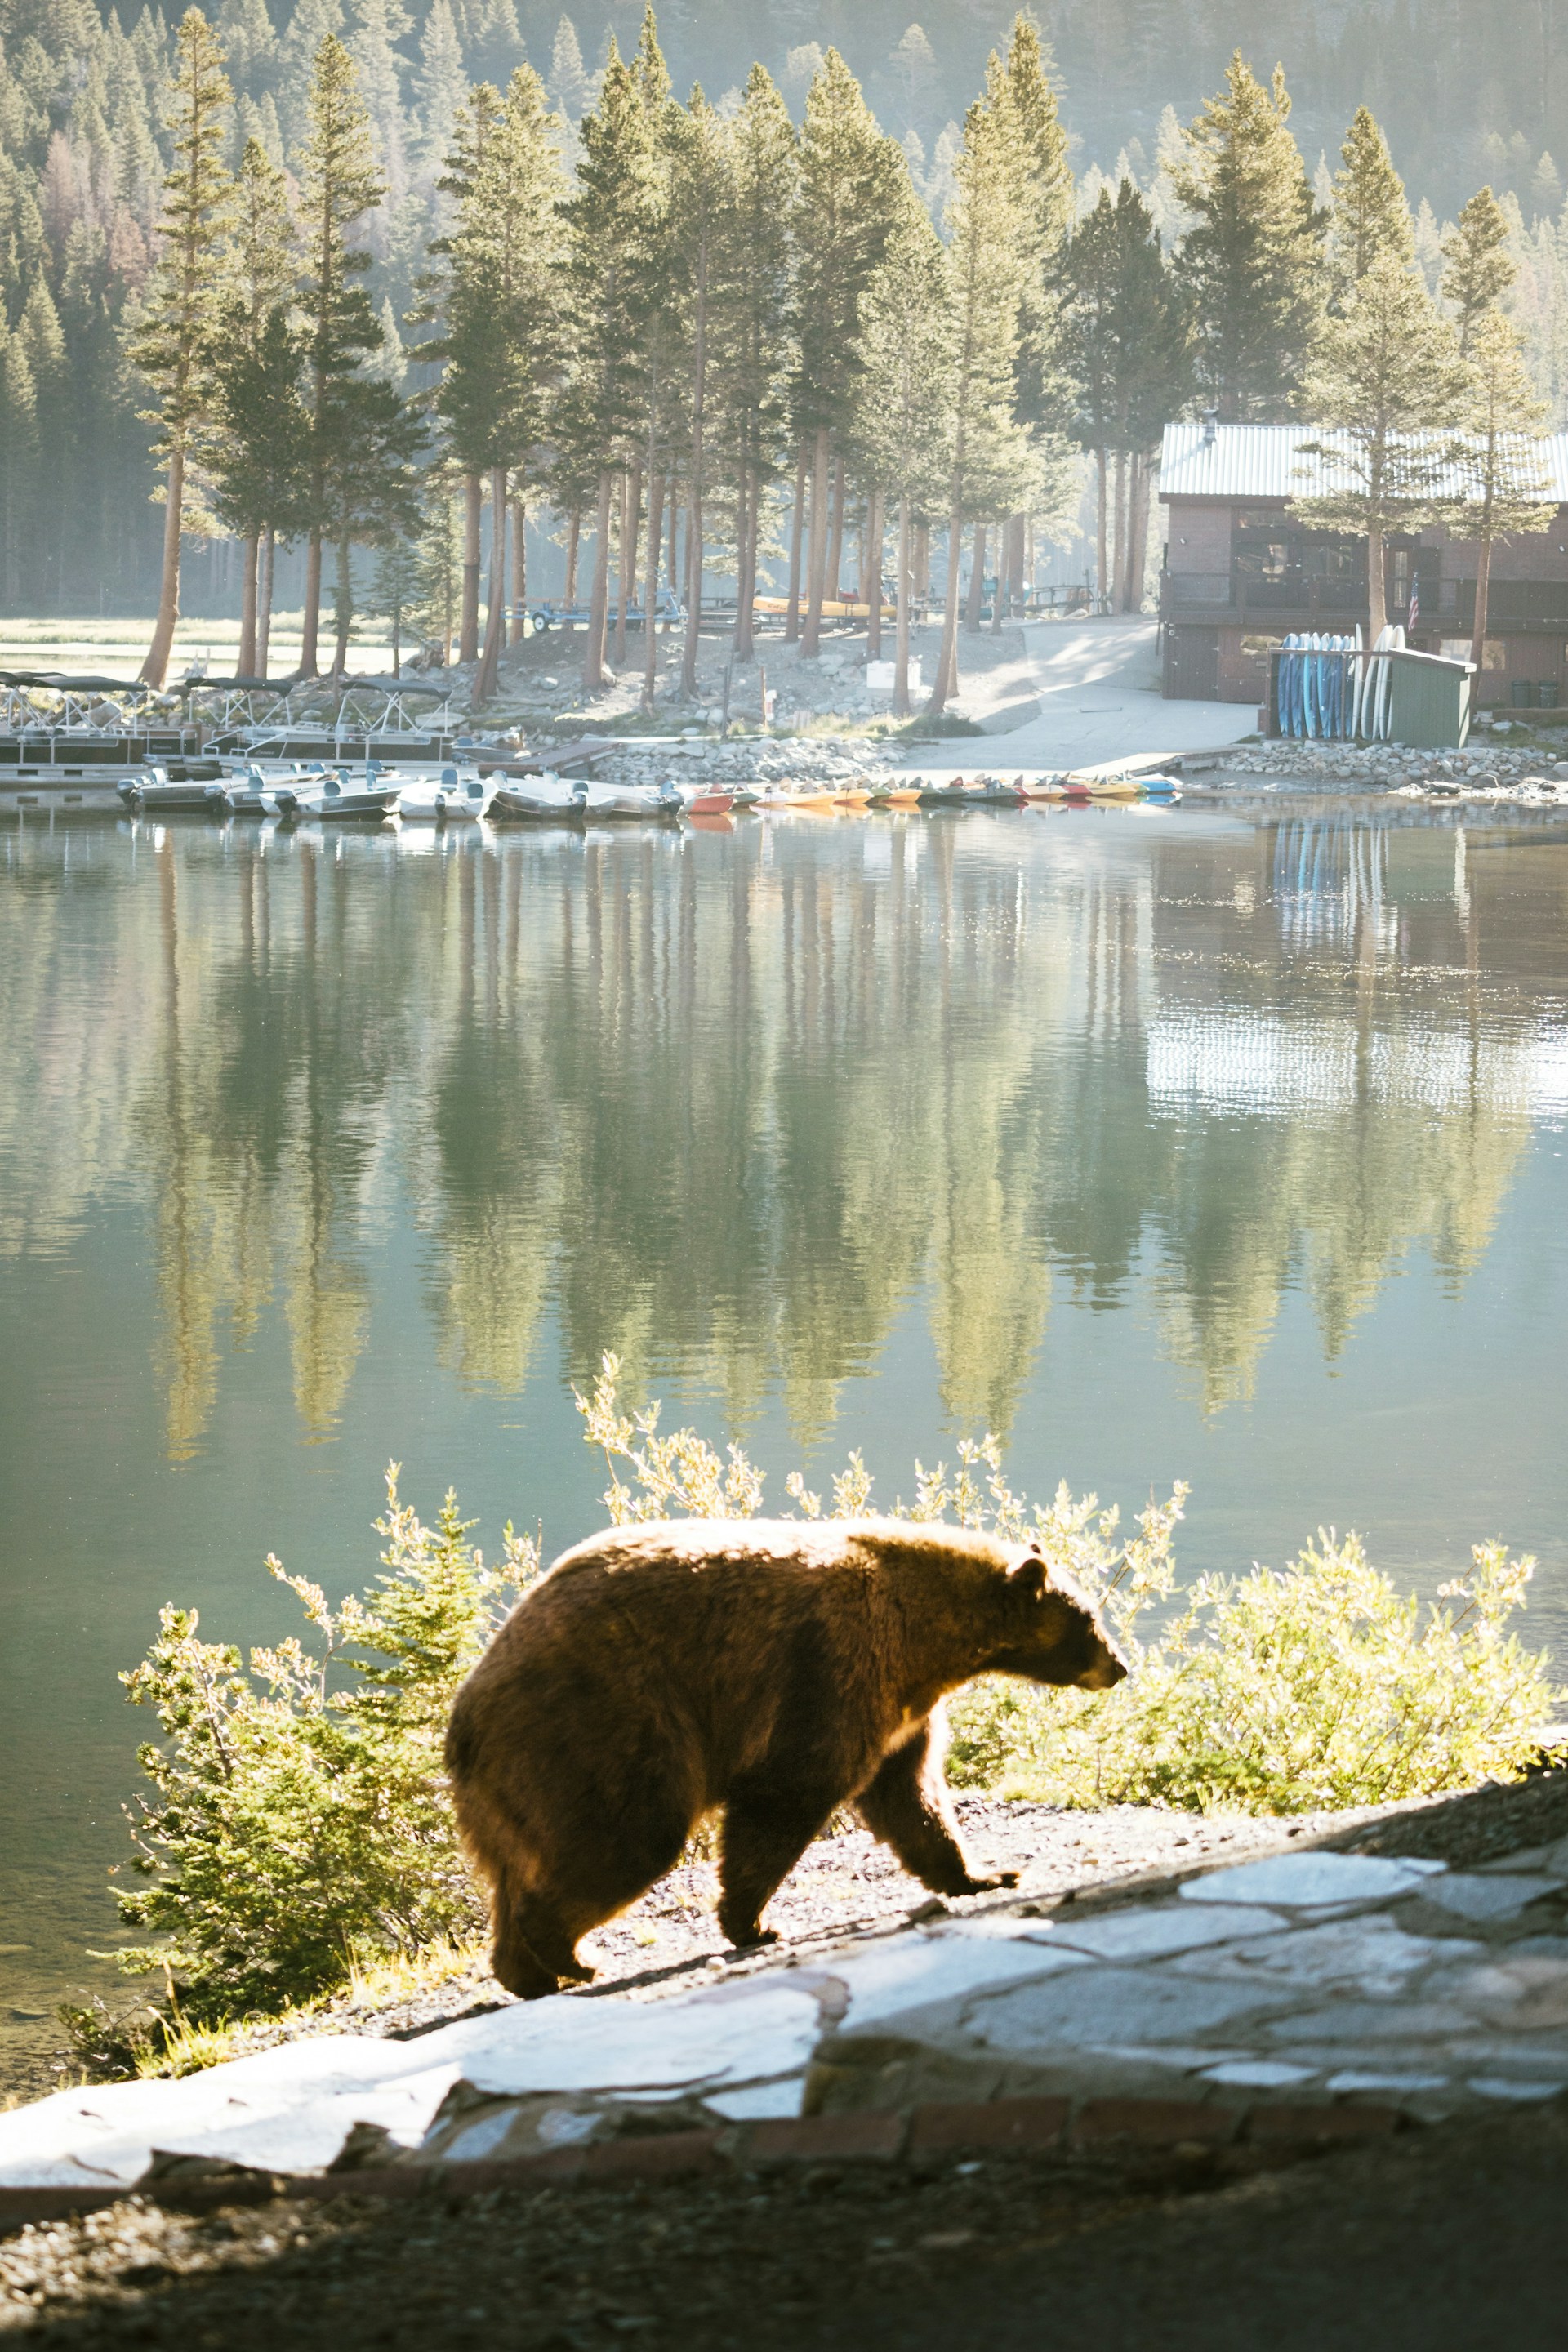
<box><xmin>1165</xmin><ymin>627</ymin><xmax>1218</xmax><ymax>699</ymax></box>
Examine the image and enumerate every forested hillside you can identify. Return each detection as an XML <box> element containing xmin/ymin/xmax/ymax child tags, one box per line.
<box><xmin>1</xmin><ymin>0</ymin><xmax>1566</xmax><ymax>635</ymax></box>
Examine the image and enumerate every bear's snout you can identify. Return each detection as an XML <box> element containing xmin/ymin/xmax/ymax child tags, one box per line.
<box><xmin>1076</xmin><ymin>1637</ymin><xmax>1129</xmax><ymax>1691</ymax></box>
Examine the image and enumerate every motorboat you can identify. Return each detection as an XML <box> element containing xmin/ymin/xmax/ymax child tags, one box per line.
<box><xmin>393</xmin><ymin>765</ymin><xmax>489</xmax><ymax>820</ymax></box>
<box><xmin>578</xmin><ymin>781</ymin><xmax>684</xmax><ymax>822</ymax></box>
<box><xmin>118</xmin><ymin>771</ymin><xmax>230</xmax><ymax>813</ymax></box>
<box><xmin>669</xmin><ymin>780</ymin><xmax>736</xmax><ymax>817</ymax></box>
<box><xmin>274</xmin><ymin>773</ymin><xmax>401</xmax><ymax>820</ymax></box>
<box><xmin>488</xmin><ymin>775</ymin><xmax>590</xmax><ymax>822</ymax></box>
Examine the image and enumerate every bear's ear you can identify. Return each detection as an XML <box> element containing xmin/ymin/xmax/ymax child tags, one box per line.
<box><xmin>1009</xmin><ymin>1555</ymin><xmax>1046</xmax><ymax>1599</ymax></box>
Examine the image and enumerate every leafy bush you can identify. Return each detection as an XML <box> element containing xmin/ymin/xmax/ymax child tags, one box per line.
<box><xmin>111</xmin><ymin>1475</ymin><xmax>536</xmax><ymax>2016</ymax></box>
<box><xmin>105</xmin><ymin>1358</ymin><xmax>1559</xmax><ymax>2034</ymax></box>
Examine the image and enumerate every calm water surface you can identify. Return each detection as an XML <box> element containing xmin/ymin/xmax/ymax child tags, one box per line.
<box><xmin>4</xmin><ymin>800</ymin><xmax>1567</xmax><ymax>2069</ymax></box>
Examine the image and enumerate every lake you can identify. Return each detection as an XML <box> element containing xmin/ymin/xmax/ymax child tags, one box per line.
<box><xmin>3</xmin><ymin>796</ymin><xmax>1567</xmax><ymax>2079</ymax></box>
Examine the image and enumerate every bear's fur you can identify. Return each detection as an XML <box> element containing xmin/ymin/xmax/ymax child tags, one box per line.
<box><xmin>444</xmin><ymin>1516</ymin><xmax>1127</xmax><ymax>1998</ymax></box>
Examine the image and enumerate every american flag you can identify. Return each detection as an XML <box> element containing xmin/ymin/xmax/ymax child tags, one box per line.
<box><xmin>1408</xmin><ymin>575</ymin><xmax>1419</xmax><ymax>630</ymax></box>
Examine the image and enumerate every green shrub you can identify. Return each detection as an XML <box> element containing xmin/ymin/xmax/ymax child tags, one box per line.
<box><xmin>105</xmin><ymin>1359</ymin><xmax>1559</xmax><ymax>2033</ymax></box>
<box><xmin>111</xmin><ymin>1474</ymin><xmax>537</xmax><ymax>2017</ymax></box>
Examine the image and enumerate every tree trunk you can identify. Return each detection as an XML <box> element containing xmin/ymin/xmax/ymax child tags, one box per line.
<box><xmin>300</xmin><ymin>526</ymin><xmax>323</xmax><ymax>678</ymax></box>
<box><xmin>915</xmin><ymin>520</ymin><xmax>929</xmax><ymax>601</ymax></box>
<box><xmin>332</xmin><ymin>527</ymin><xmax>353</xmax><ymax>675</ymax></box>
<box><xmin>585</xmin><ymin>470</ymin><xmax>613</xmax><ymax>691</ymax></box>
<box><xmin>1470</xmin><ymin>528</ymin><xmax>1494</xmax><ymax>680</ymax></box>
<box><xmin>257</xmin><ymin>529</ymin><xmax>274</xmax><ymax>680</ymax></box>
<box><xmin>866</xmin><ymin>490</ymin><xmax>884</xmax><ymax>658</ymax></box>
<box><xmin>927</xmin><ymin>501</ymin><xmax>964</xmax><ymax>718</ymax></box>
<box><xmin>734</xmin><ymin>468</ymin><xmax>758</xmax><ymax>662</ymax></box>
<box><xmin>802</xmin><ymin>425</ymin><xmax>830</xmax><ymax>656</ymax></box>
<box><xmin>564</xmin><ymin>507</ymin><xmax>580</xmax><ymax>603</ymax></box>
<box><xmin>894</xmin><ymin>491</ymin><xmax>911</xmax><ymax>717</ymax></box>
<box><xmin>614</xmin><ymin>466</ymin><xmax>635</xmax><ymax>668</ymax></box>
<box><xmin>642</xmin><ymin>465</ymin><xmax>665</xmax><ymax>713</ymax></box>
<box><xmin>460</xmin><ymin>474</ymin><xmax>482</xmax><ymax>662</ymax></box>
<box><xmin>991</xmin><ymin>515</ymin><xmax>1010</xmax><ymax>634</ymax></box>
<box><xmin>509</xmin><ymin>496</ymin><xmax>527</xmax><ymax>643</ymax></box>
<box><xmin>965</xmin><ymin>520</ymin><xmax>986</xmax><ymax>630</ymax></box>
<box><xmin>785</xmin><ymin>443</ymin><xmax>807</xmax><ymax>644</ymax></box>
<box><xmin>238</xmin><ymin>529</ymin><xmax>258</xmax><ymax>675</ymax></box>
<box><xmin>666</xmin><ymin>479</ymin><xmax>679</xmax><ymax>624</ymax></box>
<box><xmin>1111</xmin><ymin>451</ymin><xmax>1128</xmax><ymax>612</ymax></box>
<box><xmin>1367</xmin><ymin>521</ymin><xmax>1388</xmax><ymax>648</ymax></box>
<box><xmin>474</xmin><ymin>461</ymin><xmax>507</xmax><ymax>702</ymax></box>
<box><xmin>825</xmin><ymin>450</ymin><xmax>846</xmax><ymax>612</ymax></box>
<box><xmin>1095</xmin><ymin>446</ymin><xmax>1108</xmax><ymax>611</ymax></box>
<box><xmin>140</xmin><ymin>446</ymin><xmax>185</xmax><ymax>687</ymax></box>
<box><xmin>681</xmin><ymin>484</ymin><xmax>703</xmax><ymax>698</ymax></box>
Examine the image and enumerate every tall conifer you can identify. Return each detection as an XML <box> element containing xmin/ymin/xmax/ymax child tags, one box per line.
<box><xmin>1442</xmin><ymin>188</ymin><xmax>1517</xmax><ymax>352</ymax></box>
<box><xmin>1455</xmin><ymin>308</ymin><xmax>1551</xmax><ymax>670</ymax></box>
<box><xmin>1328</xmin><ymin>107</ymin><xmax>1413</xmax><ymax>301</ymax></box>
<box><xmin>559</xmin><ymin>36</ymin><xmax>660</xmax><ymax>691</ymax></box>
<box><xmin>434</xmin><ymin>65</ymin><xmax>567</xmax><ymax>701</ymax></box>
<box><xmin>926</xmin><ymin>67</ymin><xmax>1035</xmax><ymax>716</ymax></box>
<box><xmin>293</xmin><ymin>31</ymin><xmax>387</xmax><ymax>677</ymax></box>
<box><xmin>710</xmin><ymin>60</ymin><xmax>796</xmax><ymax>664</ymax></box>
<box><xmin>853</xmin><ymin>194</ymin><xmax>953</xmax><ymax>715</ymax></box>
<box><xmin>210</xmin><ymin>134</ymin><xmax>301</xmax><ymax>672</ymax></box>
<box><xmin>1294</xmin><ymin>252</ymin><xmax>1468</xmax><ymax>643</ymax></box>
<box><xmin>1171</xmin><ymin>53</ymin><xmax>1324</xmax><ymax>421</ymax></box>
<box><xmin>129</xmin><ymin>7</ymin><xmax>234</xmax><ymax>688</ymax></box>
<box><xmin>791</xmin><ymin>50</ymin><xmax>902</xmax><ymax>657</ymax></box>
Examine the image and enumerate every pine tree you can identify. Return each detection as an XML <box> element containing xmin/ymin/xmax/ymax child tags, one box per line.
<box><xmin>293</xmin><ymin>30</ymin><xmax>390</xmax><ymax>676</ymax></box>
<box><xmin>0</xmin><ymin>315</ymin><xmax>39</xmax><ymax>608</ymax></box>
<box><xmin>127</xmin><ymin>7</ymin><xmax>234</xmax><ymax>688</ymax></box>
<box><xmin>1455</xmin><ymin>307</ymin><xmax>1552</xmax><ymax>671</ymax></box>
<box><xmin>1443</xmin><ymin>187</ymin><xmax>1517</xmax><ymax>353</ymax></box>
<box><xmin>710</xmin><ymin>60</ymin><xmax>796</xmax><ymax>664</ymax></box>
<box><xmin>852</xmin><ymin>192</ymin><xmax>953</xmax><ymax>714</ymax></box>
<box><xmin>413</xmin><ymin>0</ymin><xmax>467</xmax><ymax>179</ymax></box>
<box><xmin>208</xmin><ymin>136</ymin><xmax>304</xmax><ymax>673</ymax></box>
<box><xmin>434</xmin><ymin>63</ymin><xmax>567</xmax><ymax>700</ymax></box>
<box><xmin>277</xmin><ymin>0</ymin><xmax>344</xmax><ymax>152</ymax></box>
<box><xmin>1328</xmin><ymin>107</ymin><xmax>1413</xmax><ymax>301</ymax></box>
<box><xmin>999</xmin><ymin>11</ymin><xmax>1073</xmax><ymax>439</ymax></box>
<box><xmin>926</xmin><ymin>68</ymin><xmax>1036</xmax><ymax>715</ymax></box>
<box><xmin>1293</xmin><ymin>252</ymin><xmax>1468</xmax><ymax>644</ymax></box>
<box><xmin>791</xmin><ymin>48</ymin><xmax>902</xmax><ymax>656</ymax></box>
<box><xmin>550</xmin><ymin>14</ymin><xmax>593</xmax><ymax>122</ymax></box>
<box><xmin>1171</xmin><ymin>52</ymin><xmax>1325</xmax><ymax>421</ymax></box>
<box><xmin>669</xmin><ymin>81</ymin><xmax>731</xmax><ymax>697</ymax></box>
<box><xmin>559</xmin><ymin>33</ymin><xmax>661</xmax><ymax>691</ymax></box>
<box><xmin>346</xmin><ymin>0</ymin><xmax>409</xmax><ymax>196</ymax></box>
<box><xmin>1062</xmin><ymin>180</ymin><xmax>1191</xmax><ymax>611</ymax></box>
<box><xmin>415</xmin><ymin>466</ymin><xmax>462</xmax><ymax>659</ymax></box>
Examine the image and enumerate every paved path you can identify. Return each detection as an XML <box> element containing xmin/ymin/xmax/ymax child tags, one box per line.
<box><xmin>906</xmin><ymin>616</ymin><xmax>1258</xmax><ymax>774</ymax></box>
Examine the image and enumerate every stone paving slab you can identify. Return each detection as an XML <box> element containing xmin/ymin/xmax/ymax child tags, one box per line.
<box><xmin>3</xmin><ymin>1828</ymin><xmax>1566</xmax><ymax>2203</ymax></box>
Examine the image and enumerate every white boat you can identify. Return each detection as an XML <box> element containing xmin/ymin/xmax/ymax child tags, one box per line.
<box><xmin>274</xmin><ymin>775</ymin><xmax>401</xmax><ymax>821</ymax></box>
<box><xmin>394</xmin><ymin>766</ymin><xmax>489</xmax><ymax>820</ymax></box>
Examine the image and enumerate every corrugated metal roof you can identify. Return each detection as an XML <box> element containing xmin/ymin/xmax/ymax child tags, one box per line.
<box><xmin>1158</xmin><ymin>419</ymin><xmax>1568</xmax><ymax>503</ymax></box>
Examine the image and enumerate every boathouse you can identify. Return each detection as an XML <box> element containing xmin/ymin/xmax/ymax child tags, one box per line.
<box><xmin>1158</xmin><ymin>420</ymin><xmax>1568</xmax><ymax>708</ymax></box>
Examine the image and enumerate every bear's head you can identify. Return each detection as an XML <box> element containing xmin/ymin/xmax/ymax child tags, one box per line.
<box><xmin>984</xmin><ymin>1548</ymin><xmax>1128</xmax><ymax>1690</ymax></box>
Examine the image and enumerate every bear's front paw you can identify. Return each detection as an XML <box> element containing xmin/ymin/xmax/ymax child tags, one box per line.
<box><xmin>960</xmin><ymin>1869</ymin><xmax>1019</xmax><ymax>1893</ymax></box>
<box><xmin>722</xmin><ymin>1922</ymin><xmax>779</xmax><ymax>1951</ymax></box>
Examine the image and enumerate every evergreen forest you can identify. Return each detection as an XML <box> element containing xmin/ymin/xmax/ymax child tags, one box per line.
<box><xmin>2</xmin><ymin>0</ymin><xmax>1565</xmax><ymax>697</ymax></box>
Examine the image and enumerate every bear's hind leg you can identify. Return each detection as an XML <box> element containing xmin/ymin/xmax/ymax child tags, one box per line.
<box><xmin>718</xmin><ymin>1777</ymin><xmax>840</xmax><ymax>1949</ymax></box>
<box><xmin>858</xmin><ymin>1720</ymin><xmax>1018</xmax><ymax>1898</ymax></box>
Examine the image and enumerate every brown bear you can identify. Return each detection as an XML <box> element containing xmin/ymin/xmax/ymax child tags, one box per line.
<box><xmin>445</xmin><ymin>1516</ymin><xmax>1128</xmax><ymax>1998</ymax></box>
